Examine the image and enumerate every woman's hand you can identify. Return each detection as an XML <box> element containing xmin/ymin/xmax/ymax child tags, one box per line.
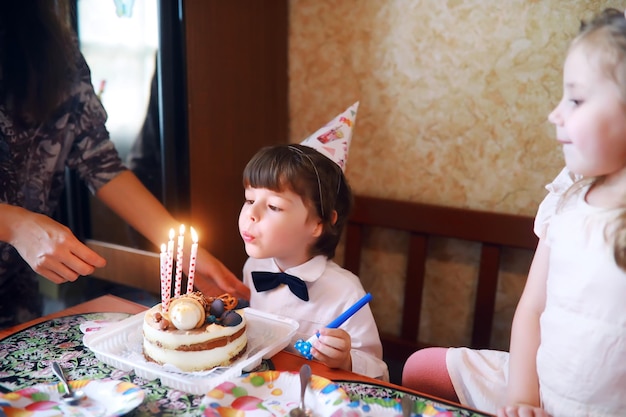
<box><xmin>311</xmin><ymin>327</ymin><xmax>352</xmax><ymax>371</ymax></box>
<box><xmin>192</xmin><ymin>246</ymin><xmax>250</xmax><ymax>300</ymax></box>
<box><xmin>8</xmin><ymin>208</ymin><xmax>106</xmax><ymax>283</ymax></box>
<box><xmin>497</xmin><ymin>405</ymin><xmax>551</xmax><ymax>417</ymax></box>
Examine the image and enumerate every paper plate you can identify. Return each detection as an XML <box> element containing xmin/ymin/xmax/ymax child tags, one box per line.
<box><xmin>79</xmin><ymin>312</ymin><xmax>132</xmax><ymax>334</ymax></box>
<box><xmin>335</xmin><ymin>380</ymin><xmax>484</xmax><ymax>417</ymax></box>
<box><xmin>200</xmin><ymin>370</ymin><xmax>357</xmax><ymax>416</ymax></box>
<box><xmin>0</xmin><ymin>379</ymin><xmax>144</xmax><ymax>417</ymax></box>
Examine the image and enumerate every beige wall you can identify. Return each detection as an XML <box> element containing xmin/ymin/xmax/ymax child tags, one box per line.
<box><xmin>289</xmin><ymin>0</ymin><xmax>625</xmax><ymax>350</ymax></box>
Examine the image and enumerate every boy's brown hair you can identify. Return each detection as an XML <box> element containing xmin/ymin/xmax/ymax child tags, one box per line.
<box><xmin>243</xmin><ymin>143</ymin><xmax>353</xmax><ymax>259</ymax></box>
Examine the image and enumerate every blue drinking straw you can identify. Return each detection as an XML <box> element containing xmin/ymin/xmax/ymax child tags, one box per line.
<box><xmin>294</xmin><ymin>293</ymin><xmax>372</xmax><ymax>359</ymax></box>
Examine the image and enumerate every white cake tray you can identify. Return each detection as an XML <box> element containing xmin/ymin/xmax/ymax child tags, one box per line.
<box><xmin>83</xmin><ymin>307</ymin><xmax>299</xmax><ymax>395</ymax></box>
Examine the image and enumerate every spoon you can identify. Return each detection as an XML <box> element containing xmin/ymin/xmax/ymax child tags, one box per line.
<box><xmin>289</xmin><ymin>364</ymin><xmax>312</xmax><ymax>417</ymax></box>
<box><xmin>51</xmin><ymin>362</ymin><xmax>85</xmax><ymax>406</ymax></box>
<box><xmin>401</xmin><ymin>394</ymin><xmax>414</xmax><ymax>417</ymax></box>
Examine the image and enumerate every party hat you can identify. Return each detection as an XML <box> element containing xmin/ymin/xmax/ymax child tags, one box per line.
<box><xmin>300</xmin><ymin>101</ymin><xmax>359</xmax><ymax>171</ymax></box>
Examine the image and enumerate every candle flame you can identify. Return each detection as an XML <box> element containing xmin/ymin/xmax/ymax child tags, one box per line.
<box><xmin>179</xmin><ymin>224</ymin><xmax>185</xmax><ymax>235</ymax></box>
<box><xmin>160</xmin><ymin>243</ymin><xmax>166</xmax><ymax>253</ymax></box>
<box><xmin>169</xmin><ymin>228</ymin><xmax>175</xmax><ymax>239</ymax></box>
<box><xmin>191</xmin><ymin>227</ymin><xmax>198</xmax><ymax>243</ymax></box>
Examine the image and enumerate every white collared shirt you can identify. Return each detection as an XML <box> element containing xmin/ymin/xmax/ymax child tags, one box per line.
<box><xmin>243</xmin><ymin>255</ymin><xmax>389</xmax><ymax>381</ymax></box>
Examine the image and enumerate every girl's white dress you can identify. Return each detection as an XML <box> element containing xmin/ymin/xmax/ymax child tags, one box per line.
<box><xmin>446</xmin><ymin>168</ymin><xmax>626</xmax><ymax>416</ymax></box>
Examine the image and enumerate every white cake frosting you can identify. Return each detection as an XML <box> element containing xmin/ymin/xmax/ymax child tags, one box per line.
<box><xmin>142</xmin><ymin>293</ymin><xmax>247</xmax><ymax>372</ymax></box>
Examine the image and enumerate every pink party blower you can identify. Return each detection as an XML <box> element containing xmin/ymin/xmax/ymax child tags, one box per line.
<box><xmin>294</xmin><ymin>293</ymin><xmax>372</xmax><ymax>360</ymax></box>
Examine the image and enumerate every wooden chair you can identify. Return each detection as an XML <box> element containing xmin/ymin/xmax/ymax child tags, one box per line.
<box><xmin>343</xmin><ymin>195</ymin><xmax>537</xmax><ymax>366</ymax></box>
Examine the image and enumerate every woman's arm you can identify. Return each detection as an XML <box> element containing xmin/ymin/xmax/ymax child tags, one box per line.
<box><xmin>503</xmin><ymin>238</ymin><xmax>550</xmax><ymax>412</ymax></box>
<box><xmin>95</xmin><ymin>170</ymin><xmax>250</xmax><ymax>299</ymax></box>
<box><xmin>94</xmin><ymin>171</ymin><xmax>177</xmax><ymax>246</ymax></box>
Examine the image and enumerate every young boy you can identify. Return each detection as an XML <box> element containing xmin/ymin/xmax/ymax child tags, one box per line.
<box><xmin>238</xmin><ymin>103</ymin><xmax>389</xmax><ymax>380</ymax></box>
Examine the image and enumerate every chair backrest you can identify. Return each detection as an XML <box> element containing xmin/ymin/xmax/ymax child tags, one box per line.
<box><xmin>343</xmin><ymin>195</ymin><xmax>537</xmax><ymax>363</ymax></box>
<box><xmin>87</xmin><ymin>239</ymin><xmax>160</xmax><ymax>294</ymax></box>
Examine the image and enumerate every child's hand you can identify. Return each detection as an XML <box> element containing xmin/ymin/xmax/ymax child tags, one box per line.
<box><xmin>497</xmin><ymin>405</ymin><xmax>551</xmax><ymax>417</ymax></box>
<box><xmin>311</xmin><ymin>328</ymin><xmax>352</xmax><ymax>371</ymax></box>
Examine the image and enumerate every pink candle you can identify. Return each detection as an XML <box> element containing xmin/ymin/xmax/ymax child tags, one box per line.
<box><xmin>166</xmin><ymin>228</ymin><xmax>175</xmax><ymax>288</ymax></box>
<box><xmin>187</xmin><ymin>227</ymin><xmax>199</xmax><ymax>293</ymax></box>
<box><xmin>160</xmin><ymin>243</ymin><xmax>170</xmax><ymax>312</ymax></box>
<box><xmin>174</xmin><ymin>224</ymin><xmax>185</xmax><ymax>297</ymax></box>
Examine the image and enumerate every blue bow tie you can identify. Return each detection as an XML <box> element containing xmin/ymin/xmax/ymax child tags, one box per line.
<box><xmin>251</xmin><ymin>271</ymin><xmax>309</xmax><ymax>301</ymax></box>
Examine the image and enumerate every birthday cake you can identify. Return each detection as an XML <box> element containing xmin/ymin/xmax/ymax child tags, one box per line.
<box><xmin>142</xmin><ymin>292</ymin><xmax>248</xmax><ymax>372</ymax></box>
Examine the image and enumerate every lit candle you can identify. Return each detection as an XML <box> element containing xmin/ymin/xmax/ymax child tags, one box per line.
<box><xmin>174</xmin><ymin>224</ymin><xmax>185</xmax><ymax>297</ymax></box>
<box><xmin>160</xmin><ymin>243</ymin><xmax>170</xmax><ymax>312</ymax></box>
<box><xmin>187</xmin><ymin>227</ymin><xmax>199</xmax><ymax>293</ymax></box>
<box><xmin>166</xmin><ymin>228</ymin><xmax>175</xmax><ymax>289</ymax></box>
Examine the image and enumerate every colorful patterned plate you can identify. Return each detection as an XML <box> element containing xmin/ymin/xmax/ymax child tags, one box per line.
<box><xmin>345</xmin><ymin>398</ymin><xmax>457</xmax><ymax>417</ymax></box>
<box><xmin>336</xmin><ymin>380</ymin><xmax>492</xmax><ymax>417</ymax></box>
<box><xmin>200</xmin><ymin>370</ymin><xmax>357</xmax><ymax>416</ymax></box>
<box><xmin>0</xmin><ymin>379</ymin><xmax>144</xmax><ymax>417</ymax></box>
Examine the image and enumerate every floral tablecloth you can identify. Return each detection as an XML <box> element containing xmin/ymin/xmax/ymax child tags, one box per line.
<box><xmin>0</xmin><ymin>313</ymin><xmax>211</xmax><ymax>416</ymax></box>
<box><xmin>0</xmin><ymin>313</ymin><xmax>491</xmax><ymax>416</ymax></box>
